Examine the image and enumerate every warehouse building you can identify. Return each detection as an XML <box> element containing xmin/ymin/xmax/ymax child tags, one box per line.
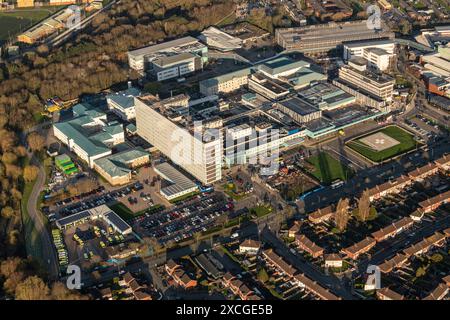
<box><xmin>420</xmin><ymin>52</ymin><xmax>450</xmax><ymax>78</ymax></box>
<box><xmin>154</xmin><ymin>162</ymin><xmax>198</xmax><ymax>201</ymax></box>
<box><xmin>275</xmin><ymin>20</ymin><xmax>394</xmax><ymax>54</ymax></box>
<box><xmin>56</xmin><ymin>204</ymin><xmax>132</xmax><ymax>235</ymax></box>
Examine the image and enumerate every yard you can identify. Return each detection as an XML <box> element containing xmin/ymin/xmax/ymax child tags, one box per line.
<box><xmin>306</xmin><ymin>152</ymin><xmax>352</xmax><ymax>184</ymax></box>
<box><xmin>347</xmin><ymin>126</ymin><xmax>418</xmax><ymax>163</ymax></box>
<box><xmin>250</xmin><ymin>204</ymin><xmax>273</xmax><ymax>218</ymax></box>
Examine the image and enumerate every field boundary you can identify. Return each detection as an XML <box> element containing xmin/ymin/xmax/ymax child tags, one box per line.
<box><xmin>345</xmin><ymin>125</ymin><xmax>420</xmax><ymax>164</ymax></box>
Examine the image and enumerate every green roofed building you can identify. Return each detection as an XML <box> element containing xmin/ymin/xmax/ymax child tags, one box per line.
<box><xmin>55</xmin><ymin>154</ymin><xmax>79</xmax><ymax>175</ymax></box>
<box><xmin>93</xmin><ymin>148</ymin><xmax>150</xmax><ymax>186</ymax></box>
<box><xmin>53</xmin><ymin>104</ymin><xmax>125</xmax><ymax>168</ymax></box>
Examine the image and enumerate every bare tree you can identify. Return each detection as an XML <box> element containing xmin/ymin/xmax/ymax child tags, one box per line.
<box><xmin>357</xmin><ymin>189</ymin><xmax>371</xmax><ymax>222</ymax></box>
<box><xmin>335</xmin><ymin>198</ymin><xmax>350</xmax><ymax>232</ymax></box>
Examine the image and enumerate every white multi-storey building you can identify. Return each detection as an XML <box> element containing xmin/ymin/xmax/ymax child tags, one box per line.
<box><xmin>135</xmin><ymin>95</ymin><xmax>222</xmax><ymax>185</ymax></box>
<box><xmin>343</xmin><ymin>39</ymin><xmax>395</xmax><ymax>71</ymax></box>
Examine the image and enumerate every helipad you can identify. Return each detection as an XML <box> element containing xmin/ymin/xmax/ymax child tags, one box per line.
<box><xmin>359</xmin><ymin>132</ymin><xmax>401</xmax><ymax>152</ymax></box>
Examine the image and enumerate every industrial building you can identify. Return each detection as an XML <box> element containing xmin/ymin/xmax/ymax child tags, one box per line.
<box><xmin>420</xmin><ymin>52</ymin><xmax>450</xmax><ymax>78</ymax></box>
<box><xmin>154</xmin><ymin>162</ymin><xmax>199</xmax><ymax>201</ymax></box>
<box><xmin>198</xmin><ymin>26</ymin><xmax>243</xmax><ymax>52</ymax></box>
<box><xmin>415</xmin><ymin>25</ymin><xmax>450</xmax><ymax>49</ymax></box>
<box><xmin>127</xmin><ymin>36</ymin><xmax>208</xmax><ymax>79</ymax></box>
<box><xmin>275</xmin><ymin>20</ymin><xmax>394</xmax><ymax>54</ymax></box>
<box><xmin>56</xmin><ymin>204</ymin><xmax>132</xmax><ymax>235</ymax></box>
<box><xmin>17</xmin><ymin>6</ymin><xmax>83</xmax><ymax>44</ymax></box>
<box><xmin>106</xmin><ymin>86</ymin><xmax>141</xmax><ymax>121</ymax></box>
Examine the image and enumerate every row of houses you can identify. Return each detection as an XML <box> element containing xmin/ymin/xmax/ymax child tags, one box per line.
<box><xmin>222</xmin><ymin>273</ymin><xmax>261</xmax><ymax>300</ymax></box>
<box><xmin>287</xmin><ymin>227</ymin><xmax>345</xmax><ymax>268</ymax></box>
<box><xmin>418</xmin><ymin>190</ymin><xmax>450</xmax><ymax>214</ymax></box>
<box><xmin>295</xmin><ymin>235</ymin><xmax>324</xmax><ymax>258</ymax></box>
<box><xmin>368</xmin><ymin>154</ymin><xmax>450</xmax><ymax>202</ymax></box>
<box><xmin>341</xmin><ymin>237</ymin><xmax>377</xmax><ymax>260</ymax></box>
<box><xmin>165</xmin><ymin>260</ymin><xmax>198</xmax><ymax>289</ymax></box>
<box><xmin>305</xmin><ymin>155</ymin><xmax>449</xmax><ymax>227</ymax></box>
<box><xmin>371</xmin><ymin>217</ymin><xmax>415</xmax><ymax>242</ymax></box>
<box><xmin>423</xmin><ymin>275</ymin><xmax>450</xmax><ymax>300</ymax></box>
<box><xmin>262</xmin><ymin>249</ymin><xmax>340</xmax><ymax>300</ymax></box>
<box><xmin>378</xmin><ymin>228</ymin><xmax>450</xmax><ymax>274</ymax></box>
<box><xmin>99</xmin><ymin>272</ymin><xmax>152</xmax><ymax>300</ymax></box>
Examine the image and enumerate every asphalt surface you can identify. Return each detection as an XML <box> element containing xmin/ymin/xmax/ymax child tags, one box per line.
<box><xmin>27</xmin><ymin>155</ymin><xmax>60</xmax><ymax>280</ymax></box>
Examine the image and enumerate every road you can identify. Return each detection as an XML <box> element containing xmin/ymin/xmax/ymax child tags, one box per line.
<box><xmin>27</xmin><ymin>155</ymin><xmax>60</xmax><ymax>280</ymax></box>
<box><xmin>20</xmin><ymin>124</ymin><xmax>59</xmax><ymax>280</ymax></box>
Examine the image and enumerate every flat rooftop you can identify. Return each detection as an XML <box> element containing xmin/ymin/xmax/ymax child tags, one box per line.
<box><xmin>154</xmin><ymin>162</ymin><xmax>198</xmax><ymax>198</ymax></box>
<box><xmin>343</xmin><ymin>38</ymin><xmax>395</xmax><ymax>48</ymax></box>
<box><xmin>128</xmin><ymin>36</ymin><xmax>204</xmax><ymax>59</ymax></box>
<box><xmin>278</xmin><ymin>96</ymin><xmax>320</xmax><ymax>116</ymax></box>
<box><xmin>297</xmin><ymin>82</ymin><xmax>355</xmax><ymax>109</ymax></box>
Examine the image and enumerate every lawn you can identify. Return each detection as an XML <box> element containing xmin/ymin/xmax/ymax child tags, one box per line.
<box><xmin>347</xmin><ymin>126</ymin><xmax>418</xmax><ymax>163</ymax></box>
<box><xmin>0</xmin><ymin>8</ymin><xmax>61</xmax><ymax>41</ymax></box>
<box><xmin>223</xmin><ymin>183</ymin><xmax>248</xmax><ymax>201</ymax></box>
<box><xmin>250</xmin><ymin>204</ymin><xmax>273</xmax><ymax>218</ymax></box>
<box><xmin>306</xmin><ymin>152</ymin><xmax>352</xmax><ymax>184</ymax></box>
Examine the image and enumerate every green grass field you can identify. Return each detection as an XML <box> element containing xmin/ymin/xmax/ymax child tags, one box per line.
<box><xmin>347</xmin><ymin>126</ymin><xmax>418</xmax><ymax>163</ymax></box>
<box><xmin>307</xmin><ymin>152</ymin><xmax>352</xmax><ymax>184</ymax></box>
<box><xmin>0</xmin><ymin>8</ymin><xmax>63</xmax><ymax>41</ymax></box>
